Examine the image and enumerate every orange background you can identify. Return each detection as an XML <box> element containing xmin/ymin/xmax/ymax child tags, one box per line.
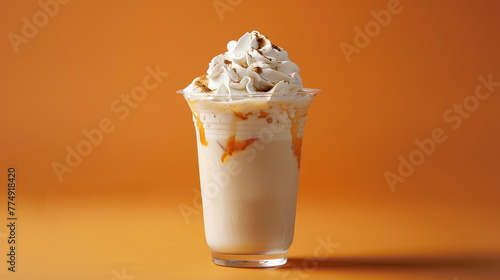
<box><xmin>1</xmin><ymin>0</ymin><xmax>499</xmax><ymax>279</ymax></box>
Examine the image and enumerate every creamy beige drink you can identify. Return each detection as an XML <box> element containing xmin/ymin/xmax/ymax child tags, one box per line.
<box><xmin>179</xmin><ymin>31</ymin><xmax>319</xmax><ymax>267</ymax></box>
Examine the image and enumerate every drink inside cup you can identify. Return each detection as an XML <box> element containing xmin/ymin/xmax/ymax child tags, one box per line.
<box><xmin>179</xmin><ymin>31</ymin><xmax>320</xmax><ymax>268</ymax></box>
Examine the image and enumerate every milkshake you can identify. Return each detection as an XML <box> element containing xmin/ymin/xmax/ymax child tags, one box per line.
<box><xmin>178</xmin><ymin>31</ymin><xmax>320</xmax><ymax>267</ymax></box>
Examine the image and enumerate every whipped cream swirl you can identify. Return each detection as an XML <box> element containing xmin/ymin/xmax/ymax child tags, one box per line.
<box><xmin>184</xmin><ymin>31</ymin><xmax>303</xmax><ymax>95</ymax></box>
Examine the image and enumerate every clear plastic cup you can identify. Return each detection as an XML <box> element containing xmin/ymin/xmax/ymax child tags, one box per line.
<box><xmin>178</xmin><ymin>89</ymin><xmax>320</xmax><ymax>267</ymax></box>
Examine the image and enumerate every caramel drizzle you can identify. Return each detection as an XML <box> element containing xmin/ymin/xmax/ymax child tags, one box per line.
<box><xmin>192</xmin><ymin>111</ymin><xmax>207</xmax><ymax>146</ymax></box>
<box><xmin>233</xmin><ymin>111</ymin><xmax>253</xmax><ymax>120</ymax></box>
<box><xmin>221</xmin><ymin>136</ymin><xmax>257</xmax><ymax>163</ymax></box>
<box><xmin>287</xmin><ymin>108</ymin><xmax>307</xmax><ymax>168</ymax></box>
<box><xmin>223</xmin><ymin>110</ymin><xmax>269</xmax><ymax>162</ymax></box>
<box><xmin>187</xmin><ymin>99</ymin><xmax>207</xmax><ymax>146</ymax></box>
<box><xmin>189</xmin><ymin>101</ymin><xmax>305</xmax><ymax>166</ymax></box>
<box><xmin>258</xmin><ymin>110</ymin><xmax>269</xmax><ymax>119</ymax></box>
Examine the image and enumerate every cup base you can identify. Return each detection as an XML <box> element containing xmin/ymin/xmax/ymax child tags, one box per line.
<box><xmin>211</xmin><ymin>251</ymin><xmax>288</xmax><ymax>268</ymax></box>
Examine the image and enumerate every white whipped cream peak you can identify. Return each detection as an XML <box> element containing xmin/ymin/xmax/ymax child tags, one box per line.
<box><xmin>184</xmin><ymin>31</ymin><xmax>303</xmax><ymax>95</ymax></box>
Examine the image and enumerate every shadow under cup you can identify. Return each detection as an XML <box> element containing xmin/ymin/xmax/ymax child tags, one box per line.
<box><xmin>179</xmin><ymin>89</ymin><xmax>320</xmax><ymax>268</ymax></box>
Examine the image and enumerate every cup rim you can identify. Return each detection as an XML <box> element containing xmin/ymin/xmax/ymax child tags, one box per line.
<box><xmin>176</xmin><ymin>88</ymin><xmax>322</xmax><ymax>97</ymax></box>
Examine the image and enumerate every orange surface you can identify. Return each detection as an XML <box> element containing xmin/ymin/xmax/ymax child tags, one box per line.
<box><xmin>1</xmin><ymin>0</ymin><xmax>500</xmax><ymax>279</ymax></box>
